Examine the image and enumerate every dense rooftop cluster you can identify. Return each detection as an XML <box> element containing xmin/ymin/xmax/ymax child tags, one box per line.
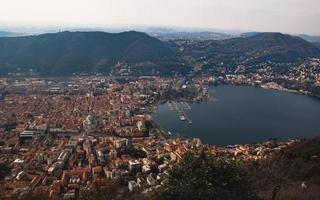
<box><xmin>0</xmin><ymin>76</ymin><xmax>296</xmax><ymax>199</ymax></box>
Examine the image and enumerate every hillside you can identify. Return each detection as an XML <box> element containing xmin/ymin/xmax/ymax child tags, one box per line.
<box><xmin>0</xmin><ymin>31</ymin><xmax>22</xmax><ymax>37</ymax></box>
<box><xmin>150</xmin><ymin>31</ymin><xmax>233</xmax><ymax>41</ymax></box>
<box><xmin>1</xmin><ymin>31</ymin><xmax>319</xmax><ymax>76</ymax></box>
<box><xmin>0</xmin><ymin>31</ymin><xmax>184</xmax><ymax>75</ymax></box>
<box><xmin>298</xmin><ymin>34</ymin><xmax>320</xmax><ymax>43</ymax></box>
<box><xmin>148</xmin><ymin>136</ymin><xmax>320</xmax><ymax>200</ymax></box>
<box><xmin>250</xmin><ymin>136</ymin><xmax>320</xmax><ymax>200</ymax></box>
<box><xmin>175</xmin><ymin>32</ymin><xmax>320</xmax><ymax>70</ymax></box>
<box><xmin>224</xmin><ymin>33</ymin><xmax>320</xmax><ymax>63</ymax></box>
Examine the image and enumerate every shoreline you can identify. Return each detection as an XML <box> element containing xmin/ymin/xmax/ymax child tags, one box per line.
<box><xmin>149</xmin><ymin>84</ymin><xmax>320</xmax><ymax>147</ymax></box>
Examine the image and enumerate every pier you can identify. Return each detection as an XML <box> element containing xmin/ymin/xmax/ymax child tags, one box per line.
<box><xmin>167</xmin><ymin>101</ymin><xmax>192</xmax><ymax>124</ymax></box>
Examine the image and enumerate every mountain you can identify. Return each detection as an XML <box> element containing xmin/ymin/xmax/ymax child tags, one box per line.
<box><xmin>241</xmin><ymin>33</ymin><xmax>320</xmax><ymax>43</ymax></box>
<box><xmin>1</xmin><ymin>31</ymin><xmax>319</xmax><ymax>76</ymax></box>
<box><xmin>223</xmin><ymin>33</ymin><xmax>320</xmax><ymax>62</ymax></box>
<box><xmin>252</xmin><ymin>136</ymin><xmax>320</xmax><ymax>199</ymax></box>
<box><xmin>297</xmin><ymin>34</ymin><xmax>320</xmax><ymax>43</ymax></box>
<box><xmin>240</xmin><ymin>32</ymin><xmax>260</xmax><ymax>38</ymax></box>
<box><xmin>0</xmin><ymin>31</ymin><xmax>185</xmax><ymax>76</ymax></box>
<box><xmin>0</xmin><ymin>31</ymin><xmax>22</xmax><ymax>37</ymax></box>
<box><xmin>149</xmin><ymin>31</ymin><xmax>233</xmax><ymax>41</ymax></box>
<box><xmin>175</xmin><ymin>32</ymin><xmax>320</xmax><ymax>68</ymax></box>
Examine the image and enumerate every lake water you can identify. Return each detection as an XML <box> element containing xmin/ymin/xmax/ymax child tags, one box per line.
<box><xmin>153</xmin><ymin>85</ymin><xmax>320</xmax><ymax>145</ymax></box>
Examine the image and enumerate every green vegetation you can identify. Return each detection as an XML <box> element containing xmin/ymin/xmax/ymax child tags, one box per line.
<box><xmin>149</xmin><ymin>152</ymin><xmax>257</xmax><ymax>200</ymax></box>
<box><xmin>1</xmin><ymin>32</ymin><xmax>319</xmax><ymax>76</ymax></box>
<box><xmin>0</xmin><ymin>163</ymin><xmax>10</xmax><ymax>180</ymax></box>
<box><xmin>176</xmin><ymin>32</ymin><xmax>320</xmax><ymax>70</ymax></box>
<box><xmin>149</xmin><ymin>137</ymin><xmax>320</xmax><ymax>200</ymax></box>
<box><xmin>0</xmin><ymin>31</ymin><xmax>183</xmax><ymax>76</ymax></box>
<box><xmin>249</xmin><ymin>137</ymin><xmax>320</xmax><ymax>200</ymax></box>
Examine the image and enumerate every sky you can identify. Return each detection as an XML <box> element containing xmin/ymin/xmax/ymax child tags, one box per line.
<box><xmin>0</xmin><ymin>0</ymin><xmax>320</xmax><ymax>35</ymax></box>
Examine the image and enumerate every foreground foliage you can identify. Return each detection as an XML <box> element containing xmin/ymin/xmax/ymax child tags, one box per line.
<box><xmin>250</xmin><ymin>137</ymin><xmax>320</xmax><ymax>200</ymax></box>
<box><xmin>150</xmin><ymin>151</ymin><xmax>257</xmax><ymax>200</ymax></box>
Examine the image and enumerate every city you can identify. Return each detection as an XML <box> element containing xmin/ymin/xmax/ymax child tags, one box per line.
<box><xmin>1</xmin><ymin>0</ymin><xmax>320</xmax><ymax>199</ymax></box>
<box><xmin>0</xmin><ymin>76</ymin><xmax>301</xmax><ymax>199</ymax></box>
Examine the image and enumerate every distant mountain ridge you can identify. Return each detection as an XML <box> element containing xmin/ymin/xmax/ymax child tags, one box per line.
<box><xmin>240</xmin><ymin>32</ymin><xmax>260</xmax><ymax>38</ymax></box>
<box><xmin>149</xmin><ymin>31</ymin><xmax>233</xmax><ymax>41</ymax></box>
<box><xmin>176</xmin><ymin>32</ymin><xmax>320</xmax><ymax>68</ymax></box>
<box><xmin>0</xmin><ymin>31</ymin><xmax>182</xmax><ymax>75</ymax></box>
<box><xmin>297</xmin><ymin>34</ymin><xmax>320</xmax><ymax>43</ymax></box>
<box><xmin>227</xmin><ymin>33</ymin><xmax>320</xmax><ymax>61</ymax></box>
<box><xmin>242</xmin><ymin>32</ymin><xmax>320</xmax><ymax>43</ymax></box>
<box><xmin>0</xmin><ymin>31</ymin><xmax>319</xmax><ymax>76</ymax></box>
<box><xmin>0</xmin><ymin>31</ymin><xmax>23</xmax><ymax>37</ymax></box>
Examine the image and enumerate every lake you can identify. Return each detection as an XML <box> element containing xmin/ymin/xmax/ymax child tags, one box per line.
<box><xmin>152</xmin><ymin>85</ymin><xmax>320</xmax><ymax>145</ymax></box>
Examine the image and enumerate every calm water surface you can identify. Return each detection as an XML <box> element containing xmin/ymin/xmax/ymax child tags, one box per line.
<box><xmin>153</xmin><ymin>85</ymin><xmax>320</xmax><ymax>145</ymax></box>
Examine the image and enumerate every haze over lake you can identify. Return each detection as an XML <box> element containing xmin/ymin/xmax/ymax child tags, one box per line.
<box><xmin>153</xmin><ymin>85</ymin><xmax>320</xmax><ymax>145</ymax></box>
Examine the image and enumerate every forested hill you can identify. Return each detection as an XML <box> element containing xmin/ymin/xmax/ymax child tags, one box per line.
<box><xmin>0</xmin><ymin>31</ymin><xmax>183</xmax><ymax>75</ymax></box>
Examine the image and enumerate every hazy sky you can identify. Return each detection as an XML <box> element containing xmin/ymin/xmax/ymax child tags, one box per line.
<box><xmin>1</xmin><ymin>0</ymin><xmax>320</xmax><ymax>35</ymax></box>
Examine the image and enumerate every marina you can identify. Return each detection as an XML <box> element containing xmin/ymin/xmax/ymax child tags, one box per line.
<box><xmin>154</xmin><ymin>85</ymin><xmax>320</xmax><ymax>145</ymax></box>
<box><xmin>167</xmin><ymin>101</ymin><xmax>192</xmax><ymax>124</ymax></box>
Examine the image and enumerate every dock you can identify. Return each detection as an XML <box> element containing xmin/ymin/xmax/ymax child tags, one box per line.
<box><xmin>167</xmin><ymin>101</ymin><xmax>192</xmax><ymax>124</ymax></box>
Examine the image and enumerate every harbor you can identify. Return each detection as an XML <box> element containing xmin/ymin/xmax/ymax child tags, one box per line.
<box><xmin>167</xmin><ymin>101</ymin><xmax>192</xmax><ymax>124</ymax></box>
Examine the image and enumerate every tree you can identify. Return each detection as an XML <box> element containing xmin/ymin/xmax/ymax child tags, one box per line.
<box><xmin>78</xmin><ymin>179</ymin><xmax>124</xmax><ymax>200</ymax></box>
<box><xmin>150</xmin><ymin>152</ymin><xmax>258</xmax><ymax>200</ymax></box>
<box><xmin>0</xmin><ymin>163</ymin><xmax>10</xmax><ymax>180</ymax></box>
<box><xmin>250</xmin><ymin>136</ymin><xmax>320</xmax><ymax>200</ymax></box>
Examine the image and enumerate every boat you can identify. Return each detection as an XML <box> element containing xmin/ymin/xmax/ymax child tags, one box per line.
<box><xmin>179</xmin><ymin>115</ymin><xmax>186</xmax><ymax>121</ymax></box>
